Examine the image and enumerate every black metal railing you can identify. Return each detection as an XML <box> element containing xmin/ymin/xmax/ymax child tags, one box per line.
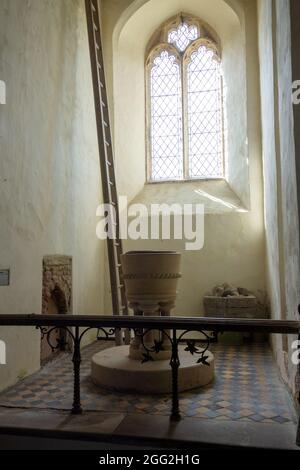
<box><xmin>0</xmin><ymin>314</ymin><xmax>299</xmax><ymax>444</ymax></box>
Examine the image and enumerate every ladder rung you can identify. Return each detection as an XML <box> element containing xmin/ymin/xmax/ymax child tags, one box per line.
<box><xmin>87</xmin><ymin>8</ymin><xmax>128</xmax><ymax>324</ymax></box>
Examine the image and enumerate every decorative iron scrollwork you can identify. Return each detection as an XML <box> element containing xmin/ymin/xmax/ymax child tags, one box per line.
<box><xmin>36</xmin><ymin>325</ymin><xmax>73</xmax><ymax>352</ymax></box>
<box><xmin>96</xmin><ymin>327</ymin><xmax>119</xmax><ymax>342</ymax></box>
<box><xmin>133</xmin><ymin>327</ymin><xmax>211</xmax><ymax>367</ymax></box>
<box><xmin>133</xmin><ymin>328</ymin><xmax>168</xmax><ymax>363</ymax></box>
<box><xmin>36</xmin><ymin>323</ymin><xmax>210</xmax><ymax>420</ymax></box>
<box><xmin>178</xmin><ymin>330</ymin><xmax>211</xmax><ymax>365</ymax></box>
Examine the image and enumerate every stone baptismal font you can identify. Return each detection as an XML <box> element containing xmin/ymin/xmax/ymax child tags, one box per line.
<box><xmin>91</xmin><ymin>251</ymin><xmax>214</xmax><ymax>393</ymax></box>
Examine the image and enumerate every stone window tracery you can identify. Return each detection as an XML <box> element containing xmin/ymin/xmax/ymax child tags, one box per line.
<box><xmin>146</xmin><ymin>14</ymin><xmax>224</xmax><ymax>182</ymax></box>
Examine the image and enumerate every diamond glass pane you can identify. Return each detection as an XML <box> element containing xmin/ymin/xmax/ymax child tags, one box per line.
<box><xmin>168</xmin><ymin>23</ymin><xmax>198</xmax><ymax>52</ymax></box>
<box><xmin>150</xmin><ymin>50</ymin><xmax>183</xmax><ymax>181</ymax></box>
<box><xmin>187</xmin><ymin>46</ymin><xmax>223</xmax><ymax>178</ymax></box>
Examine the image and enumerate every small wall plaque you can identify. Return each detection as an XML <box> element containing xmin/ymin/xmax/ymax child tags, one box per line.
<box><xmin>0</xmin><ymin>270</ymin><xmax>10</xmax><ymax>286</ymax></box>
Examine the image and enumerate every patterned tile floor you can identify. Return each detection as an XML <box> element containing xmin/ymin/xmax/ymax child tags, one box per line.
<box><xmin>0</xmin><ymin>341</ymin><xmax>297</xmax><ymax>425</ymax></box>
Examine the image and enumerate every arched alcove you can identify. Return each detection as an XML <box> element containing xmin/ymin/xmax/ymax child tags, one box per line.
<box><xmin>101</xmin><ymin>0</ymin><xmax>265</xmax><ymax>318</ymax></box>
<box><xmin>112</xmin><ymin>0</ymin><xmax>244</xmax><ymax>48</ymax></box>
<box><xmin>41</xmin><ymin>255</ymin><xmax>72</xmax><ymax>363</ymax></box>
<box><xmin>111</xmin><ymin>0</ymin><xmax>249</xmax><ymax>208</ymax></box>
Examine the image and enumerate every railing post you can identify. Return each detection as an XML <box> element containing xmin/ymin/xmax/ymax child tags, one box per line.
<box><xmin>71</xmin><ymin>326</ymin><xmax>82</xmax><ymax>414</ymax></box>
<box><xmin>170</xmin><ymin>328</ymin><xmax>181</xmax><ymax>421</ymax></box>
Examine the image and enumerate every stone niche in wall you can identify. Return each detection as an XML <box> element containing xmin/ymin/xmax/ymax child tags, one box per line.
<box><xmin>41</xmin><ymin>256</ymin><xmax>72</xmax><ymax>362</ymax></box>
<box><xmin>42</xmin><ymin>255</ymin><xmax>72</xmax><ymax>315</ymax></box>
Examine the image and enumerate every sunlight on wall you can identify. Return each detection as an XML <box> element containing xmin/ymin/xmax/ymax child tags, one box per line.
<box><xmin>101</xmin><ymin>0</ymin><xmax>265</xmax><ymax>317</ymax></box>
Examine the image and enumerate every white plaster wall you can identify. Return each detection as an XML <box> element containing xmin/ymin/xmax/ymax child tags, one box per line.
<box><xmin>273</xmin><ymin>0</ymin><xmax>300</xmax><ymax>397</ymax></box>
<box><xmin>123</xmin><ymin>211</ymin><xmax>264</xmax><ymax>316</ymax></box>
<box><xmin>101</xmin><ymin>0</ymin><xmax>266</xmax><ymax>315</ymax></box>
<box><xmin>258</xmin><ymin>0</ymin><xmax>300</xmax><ymax>398</ymax></box>
<box><xmin>0</xmin><ymin>0</ymin><xmax>106</xmax><ymax>391</ymax></box>
<box><xmin>106</xmin><ymin>0</ymin><xmax>249</xmax><ymax>206</ymax></box>
<box><xmin>257</xmin><ymin>0</ymin><xmax>281</xmax><ymax>316</ymax></box>
<box><xmin>257</xmin><ymin>0</ymin><xmax>284</xmax><ymax>384</ymax></box>
<box><xmin>275</xmin><ymin>0</ymin><xmax>300</xmax><ymax>324</ymax></box>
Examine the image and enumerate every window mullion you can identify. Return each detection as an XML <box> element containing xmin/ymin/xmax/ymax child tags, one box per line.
<box><xmin>181</xmin><ymin>56</ymin><xmax>189</xmax><ymax>179</ymax></box>
<box><xmin>220</xmin><ymin>74</ymin><xmax>226</xmax><ymax>178</ymax></box>
<box><xmin>146</xmin><ymin>63</ymin><xmax>152</xmax><ymax>182</ymax></box>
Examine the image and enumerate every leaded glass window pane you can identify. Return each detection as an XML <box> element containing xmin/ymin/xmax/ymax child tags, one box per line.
<box><xmin>187</xmin><ymin>46</ymin><xmax>223</xmax><ymax>178</ymax></box>
<box><xmin>150</xmin><ymin>50</ymin><xmax>183</xmax><ymax>181</ymax></box>
<box><xmin>147</xmin><ymin>16</ymin><xmax>224</xmax><ymax>182</ymax></box>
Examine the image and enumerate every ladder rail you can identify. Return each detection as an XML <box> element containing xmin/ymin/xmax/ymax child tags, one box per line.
<box><xmin>85</xmin><ymin>0</ymin><xmax>130</xmax><ymax>345</ymax></box>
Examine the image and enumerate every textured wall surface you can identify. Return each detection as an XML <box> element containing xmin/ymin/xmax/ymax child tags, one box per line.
<box><xmin>1</xmin><ymin>0</ymin><xmax>298</xmax><ymax>399</ymax></box>
<box><xmin>101</xmin><ymin>0</ymin><xmax>266</xmax><ymax>316</ymax></box>
<box><xmin>0</xmin><ymin>0</ymin><xmax>106</xmax><ymax>391</ymax></box>
<box><xmin>105</xmin><ymin>0</ymin><xmax>250</xmax><ymax>206</ymax></box>
<box><xmin>258</xmin><ymin>0</ymin><xmax>300</xmax><ymax>398</ymax></box>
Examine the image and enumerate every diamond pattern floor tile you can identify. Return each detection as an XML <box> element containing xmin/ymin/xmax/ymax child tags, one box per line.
<box><xmin>0</xmin><ymin>341</ymin><xmax>297</xmax><ymax>425</ymax></box>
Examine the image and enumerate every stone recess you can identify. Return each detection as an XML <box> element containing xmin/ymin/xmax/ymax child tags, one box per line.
<box><xmin>42</xmin><ymin>256</ymin><xmax>72</xmax><ymax>314</ymax></box>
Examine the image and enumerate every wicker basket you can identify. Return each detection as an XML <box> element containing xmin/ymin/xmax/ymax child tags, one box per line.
<box><xmin>203</xmin><ymin>295</ymin><xmax>260</xmax><ymax>318</ymax></box>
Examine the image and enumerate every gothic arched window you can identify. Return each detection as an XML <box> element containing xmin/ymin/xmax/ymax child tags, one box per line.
<box><xmin>146</xmin><ymin>15</ymin><xmax>224</xmax><ymax>182</ymax></box>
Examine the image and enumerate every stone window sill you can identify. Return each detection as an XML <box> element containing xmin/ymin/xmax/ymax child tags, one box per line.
<box><xmin>131</xmin><ymin>179</ymin><xmax>248</xmax><ymax>214</ymax></box>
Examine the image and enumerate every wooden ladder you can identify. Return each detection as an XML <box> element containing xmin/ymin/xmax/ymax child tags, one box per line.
<box><xmin>85</xmin><ymin>0</ymin><xmax>130</xmax><ymax>345</ymax></box>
